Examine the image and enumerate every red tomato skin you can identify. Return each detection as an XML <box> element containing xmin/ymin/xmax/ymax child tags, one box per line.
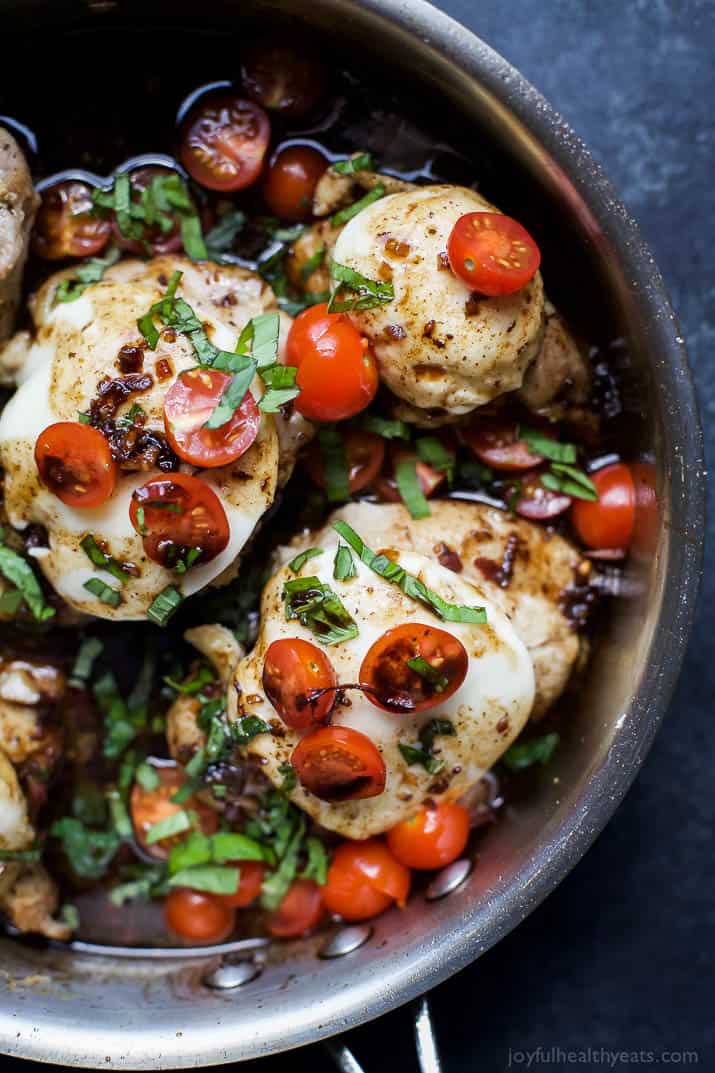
<box><xmin>34</xmin><ymin>422</ymin><xmax>118</xmax><ymax>508</ymax></box>
<box><xmin>32</xmin><ymin>180</ymin><xmax>111</xmax><ymax>260</ymax></box>
<box><xmin>130</xmin><ymin>765</ymin><xmax>218</xmax><ymax>862</ymax></box>
<box><xmin>305</xmin><ymin>428</ymin><xmax>385</xmax><ymax>495</ymax></box>
<box><xmin>447</xmin><ymin>212</ymin><xmax>541</xmax><ymax>296</ymax></box>
<box><xmin>264</xmin><ymin>878</ymin><xmax>325</xmax><ymax>938</ymax></box>
<box><xmin>571</xmin><ymin>462</ymin><xmax>636</xmax><ymax>550</ymax></box>
<box><xmin>359</xmin><ymin>623</ymin><xmax>468</xmax><ymax>714</ymax></box>
<box><xmin>129</xmin><ymin>472</ymin><xmax>230</xmax><ymax>569</ymax></box>
<box><xmin>180</xmin><ymin>96</ymin><xmax>271</xmax><ymax>193</ymax></box>
<box><xmin>164</xmin><ymin>888</ymin><xmax>235</xmax><ymax>944</ymax></box>
<box><xmin>163</xmin><ymin>369</ymin><xmax>260</xmax><ymax>468</ymax></box>
<box><xmin>514</xmin><ymin>471</ymin><xmax>572</xmax><ymax>520</ymax></box>
<box><xmin>263</xmin><ymin>145</ymin><xmax>328</xmax><ymax>221</ymax></box>
<box><xmin>291</xmin><ymin>725</ymin><xmax>386</xmax><ymax>802</ymax></box>
<box><xmin>461</xmin><ymin>417</ymin><xmax>543</xmax><ymax>472</ymax></box>
<box><xmin>262</xmin><ymin>638</ymin><xmax>337</xmax><ymax>729</ymax></box>
<box><xmin>218</xmin><ymin>861</ymin><xmax>266</xmax><ymax>909</ymax></box>
<box><xmin>386</xmin><ymin>804</ymin><xmax>470</xmax><ymax>870</ymax></box>
<box><xmin>285</xmin><ymin>304</ymin><xmax>378</xmax><ymax>422</ymax></box>
<box><xmin>322</xmin><ymin>839</ymin><xmax>411</xmax><ymax>921</ymax></box>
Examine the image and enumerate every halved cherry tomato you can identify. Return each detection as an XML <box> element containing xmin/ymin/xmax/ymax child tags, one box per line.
<box><xmin>571</xmin><ymin>462</ymin><xmax>635</xmax><ymax>550</ymax></box>
<box><xmin>285</xmin><ymin>303</ymin><xmax>378</xmax><ymax>422</ymax></box>
<box><xmin>461</xmin><ymin>417</ymin><xmax>542</xmax><ymax>472</ymax></box>
<box><xmin>264</xmin><ymin>878</ymin><xmax>325</xmax><ymax>938</ymax></box>
<box><xmin>35</xmin><ymin>422</ymin><xmax>118</xmax><ymax>508</ymax></box>
<box><xmin>32</xmin><ymin>180</ymin><xmax>111</xmax><ymax>260</ymax></box>
<box><xmin>130</xmin><ymin>764</ymin><xmax>219</xmax><ymax>861</ymax></box>
<box><xmin>110</xmin><ymin>166</ymin><xmax>192</xmax><ymax>256</ymax></box>
<box><xmin>322</xmin><ymin>839</ymin><xmax>411</xmax><ymax>922</ymax></box>
<box><xmin>163</xmin><ymin>369</ymin><xmax>260</xmax><ymax>468</ymax></box>
<box><xmin>447</xmin><ymin>212</ymin><xmax>541</xmax><ymax>296</ymax></box>
<box><xmin>129</xmin><ymin>472</ymin><xmax>229</xmax><ymax>570</ymax></box>
<box><xmin>305</xmin><ymin>428</ymin><xmax>385</xmax><ymax>495</ymax></box>
<box><xmin>291</xmin><ymin>725</ymin><xmax>386</xmax><ymax>802</ymax></box>
<box><xmin>360</xmin><ymin>623</ymin><xmax>468</xmax><ymax>714</ymax></box>
<box><xmin>263</xmin><ymin>145</ymin><xmax>328</xmax><ymax>221</ymax></box>
<box><xmin>217</xmin><ymin>860</ymin><xmax>266</xmax><ymax>909</ymax></box>
<box><xmin>374</xmin><ymin>446</ymin><xmax>446</xmax><ymax>503</ymax></box>
<box><xmin>512</xmin><ymin>471</ymin><xmax>571</xmax><ymax>520</ymax></box>
<box><xmin>263</xmin><ymin>638</ymin><xmax>337</xmax><ymax>729</ymax></box>
<box><xmin>241</xmin><ymin>40</ymin><xmax>326</xmax><ymax>117</ymax></box>
<box><xmin>180</xmin><ymin>95</ymin><xmax>270</xmax><ymax>193</ymax></box>
<box><xmin>386</xmin><ymin>803</ymin><xmax>470</xmax><ymax>870</ymax></box>
<box><xmin>164</xmin><ymin>888</ymin><xmax>235</xmax><ymax>944</ymax></box>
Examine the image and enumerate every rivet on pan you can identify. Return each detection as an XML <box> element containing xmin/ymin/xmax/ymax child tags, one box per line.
<box><xmin>425</xmin><ymin>858</ymin><xmax>472</xmax><ymax>901</ymax></box>
<box><xmin>319</xmin><ymin>924</ymin><xmax>373</xmax><ymax>959</ymax></box>
<box><xmin>202</xmin><ymin>958</ymin><xmax>262</xmax><ymax>990</ymax></box>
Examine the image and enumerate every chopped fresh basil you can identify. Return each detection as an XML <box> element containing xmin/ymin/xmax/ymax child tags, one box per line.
<box><xmin>318</xmin><ymin>425</ymin><xmax>350</xmax><ymax>503</ymax></box>
<box><xmin>0</xmin><ymin>589</ymin><xmax>23</xmax><ymax>616</ymax></box>
<box><xmin>210</xmin><ymin>831</ymin><xmax>266</xmax><ymax>863</ymax></box>
<box><xmin>0</xmin><ymin>846</ymin><xmax>42</xmax><ymax>863</ymax></box>
<box><xmin>259</xmin><ymin>817</ymin><xmax>302</xmax><ymax>909</ymax></box>
<box><xmin>395</xmin><ymin>459</ymin><xmax>431</xmax><ymax>519</ymax></box>
<box><xmin>258</xmin><ymin>362</ymin><xmax>300</xmax><ymax>412</ymax></box>
<box><xmin>278</xmin><ymin>761</ymin><xmax>298</xmax><ymax>794</ymax></box>
<box><xmin>164</xmin><ymin>663</ymin><xmax>215</xmax><ymax>696</ymax></box>
<box><xmin>301</xmin><ymin>246</ymin><xmax>325</xmax><ymax>280</ymax></box>
<box><xmin>503</xmin><ymin>732</ymin><xmax>560</xmax><ymax>772</ymax></box>
<box><xmin>59</xmin><ymin>903</ymin><xmax>80</xmax><ymax>930</ymax></box>
<box><xmin>69</xmin><ymin>636</ymin><xmax>103</xmax><ymax>690</ymax></box>
<box><xmin>288</xmin><ymin>547</ymin><xmax>324</xmax><ymax>574</ymax></box>
<box><xmin>416</xmin><ymin>436</ymin><xmax>456</xmax><ymax>482</ymax></box>
<box><xmin>327</xmin><ymin>258</ymin><xmax>395</xmax><ymax>313</ymax></box>
<box><xmin>94</xmin><ymin>172</ymin><xmax>207</xmax><ymax>261</ymax></box>
<box><xmin>135</xmin><ymin>762</ymin><xmax>160</xmax><ymax>792</ymax></box>
<box><xmin>168</xmin><ymin>865</ymin><xmax>239</xmax><ymax>895</ymax></box>
<box><xmin>399</xmin><ymin>718</ymin><xmax>456</xmax><ymax>775</ymax></box>
<box><xmin>204</xmin><ymin>209</ymin><xmax>246</xmax><ymax>257</ymax></box>
<box><xmin>107</xmin><ymin>788</ymin><xmax>133</xmax><ymax>839</ymax></box>
<box><xmin>333</xmin><ymin>543</ymin><xmax>357</xmax><ymax>582</ymax></box>
<box><xmin>332</xmin><ymin>520</ymin><xmax>487</xmax><ymax>624</ymax></box>
<box><xmin>541</xmin><ymin>463</ymin><xmax>598</xmax><ymax>501</ymax></box>
<box><xmin>237</xmin><ymin>311</ymin><xmax>280</xmax><ymax>369</ymax></box>
<box><xmin>299</xmin><ymin>836</ymin><xmax>330</xmax><ymax>884</ymax></box>
<box><xmin>330</xmin><ymin>183</ymin><xmax>386</xmax><ymax>228</ymax></box>
<box><xmin>232</xmin><ymin>715</ymin><xmax>271</xmax><ymax>745</ymax></box>
<box><xmin>83</xmin><ymin>577</ymin><xmax>121</xmax><ymax>608</ymax></box>
<box><xmin>180</xmin><ymin>213</ymin><xmax>208</xmax><ymax>260</ymax></box>
<box><xmin>80</xmin><ymin>534</ymin><xmax>130</xmax><ymax>585</ymax></box>
<box><xmin>517</xmin><ymin>426</ymin><xmax>577</xmax><ymax>464</ymax></box>
<box><xmin>147</xmin><ymin>585</ymin><xmax>183</xmax><ymax>627</ymax></box>
<box><xmin>459</xmin><ymin>458</ymin><xmax>493</xmax><ymax>487</ymax></box>
<box><xmin>243</xmin><ymin>788</ymin><xmax>329</xmax><ymax>908</ymax></box>
<box><xmin>50</xmin><ymin>817</ymin><xmax>120</xmax><ymax>880</ymax></box>
<box><xmin>283</xmin><ymin>575</ymin><xmax>359</xmax><ymax>645</ymax></box>
<box><xmin>205</xmin><ymin>363</ymin><xmax>256</xmax><ymax>429</ymax></box>
<box><xmin>360</xmin><ymin>414</ymin><xmax>410</xmax><ymax>440</ymax></box>
<box><xmin>332</xmin><ymin>152</ymin><xmax>373</xmax><ymax>175</ymax></box>
<box><xmin>110</xmin><ymin>863</ymin><xmax>168</xmax><ymax>906</ymax></box>
<box><xmin>55</xmin><ymin>247</ymin><xmax>121</xmax><ymax>303</ymax></box>
<box><xmin>407</xmin><ymin>655</ymin><xmax>449</xmax><ymax>692</ymax></box>
<box><xmin>0</xmin><ymin>542</ymin><xmax>55</xmax><ymax>622</ymax></box>
<box><xmin>146</xmin><ymin>809</ymin><xmax>192</xmax><ymax>845</ymax></box>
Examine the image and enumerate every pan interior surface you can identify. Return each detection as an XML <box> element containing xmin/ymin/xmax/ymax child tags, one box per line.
<box><xmin>0</xmin><ymin>0</ymin><xmax>704</xmax><ymax>1067</ymax></box>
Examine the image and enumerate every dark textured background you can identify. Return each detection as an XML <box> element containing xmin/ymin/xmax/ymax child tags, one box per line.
<box><xmin>7</xmin><ymin>1</ymin><xmax>713</xmax><ymax>1070</ymax></box>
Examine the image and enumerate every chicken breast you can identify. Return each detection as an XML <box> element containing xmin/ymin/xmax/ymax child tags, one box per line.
<box><xmin>332</xmin><ymin>184</ymin><xmax>544</xmax><ymax>417</ymax></box>
<box><xmin>227</xmin><ymin>538</ymin><xmax>534</xmax><ymax>839</ymax></box>
<box><xmin>0</xmin><ymin>256</ymin><xmax>287</xmax><ymax>620</ymax></box>
<box><xmin>298</xmin><ymin>501</ymin><xmax>586</xmax><ymax>718</ymax></box>
<box><xmin>0</xmin><ymin>127</ymin><xmax>38</xmax><ymax>343</ymax></box>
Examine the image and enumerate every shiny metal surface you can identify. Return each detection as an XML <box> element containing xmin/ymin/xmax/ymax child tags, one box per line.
<box><xmin>425</xmin><ymin>858</ymin><xmax>473</xmax><ymax>901</ymax></box>
<box><xmin>0</xmin><ymin>0</ymin><xmax>705</xmax><ymax>1067</ymax></box>
<box><xmin>202</xmin><ymin>959</ymin><xmax>264</xmax><ymax>990</ymax></box>
<box><xmin>319</xmin><ymin>924</ymin><xmax>374</xmax><ymax>958</ymax></box>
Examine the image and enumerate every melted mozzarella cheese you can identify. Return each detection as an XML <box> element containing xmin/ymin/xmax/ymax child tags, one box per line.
<box><xmin>228</xmin><ymin>540</ymin><xmax>535</xmax><ymax>839</ymax></box>
<box><xmin>332</xmin><ymin>184</ymin><xmax>545</xmax><ymax>417</ymax></box>
<box><xmin>0</xmin><ymin>256</ymin><xmax>283</xmax><ymax>620</ymax></box>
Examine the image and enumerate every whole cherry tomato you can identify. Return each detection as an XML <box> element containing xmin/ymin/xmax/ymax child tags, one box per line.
<box><xmin>305</xmin><ymin>428</ymin><xmax>385</xmax><ymax>495</ymax></box>
<box><xmin>262</xmin><ymin>638</ymin><xmax>337</xmax><ymax>729</ymax></box>
<box><xmin>263</xmin><ymin>878</ymin><xmax>325</xmax><ymax>938</ymax></box>
<box><xmin>35</xmin><ymin>422</ymin><xmax>118</xmax><ymax>508</ymax></box>
<box><xmin>163</xmin><ymin>369</ymin><xmax>260</xmax><ymax>468</ymax></box>
<box><xmin>180</xmin><ymin>95</ymin><xmax>270</xmax><ymax>193</ymax></box>
<box><xmin>285</xmin><ymin>303</ymin><xmax>378</xmax><ymax>422</ymax></box>
<box><xmin>322</xmin><ymin>839</ymin><xmax>411</xmax><ymax>921</ymax></box>
<box><xmin>571</xmin><ymin>462</ymin><xmax>635</xmax><ymax>550</ymax></box>
<box><xmin>129</xmin><ymin>472</ymin><xmax>229</xmax><ymax>570</ymax></box>
<box><xmin>386</xmin><ymin>803</ymin><xmax>470</xmax><ymax>870</ymax></box>
<box><xmin>263</xmin><ymin>145</ymin><xmax>328</xmax><ymax>221</ymax></box>
<box><xmin>32</xmin><ymin>180</ymin><xmax>111</xmax><ymax>260</ymax></box>
<box><xmin>360</xmin><ymin>623</ymin><xmax>468</xmax><ymax>713</ymax></box>
<box><xmin>447</xmin><ymin>212</ymin><xmax>541</xmax><ymax>296</ymax></box>
<box><xmin>291</xmin><ymin>725</ymin><xmax>386</xmax><ymax>802</ymax></box>
<box><xmin>164</xmin><ymin>888</ymin><xmax>235</xmax><ymax>944</ymax></box>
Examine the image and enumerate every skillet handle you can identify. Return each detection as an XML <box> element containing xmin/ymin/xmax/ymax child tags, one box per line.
<box><xmin>324</xmin><ymin>997</ymin><xmax>443</xmax><ymax>1073</ymax></box>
